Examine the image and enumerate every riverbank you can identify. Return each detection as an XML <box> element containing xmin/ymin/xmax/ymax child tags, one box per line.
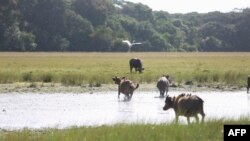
<box><xmin>0</xmin><ymin>82</ymin><xmax>246</xmax><ymax>94</ymax></box>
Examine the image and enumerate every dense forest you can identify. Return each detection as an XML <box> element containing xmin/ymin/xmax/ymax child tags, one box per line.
<box><xmin>0</xmin><ymin>0</ymin><xmax>250</xmax><ymax>52</ymax></box>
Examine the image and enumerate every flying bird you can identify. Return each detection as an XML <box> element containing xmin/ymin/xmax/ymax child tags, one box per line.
<box><xmin>122</xmin><ymin>40</ymin><xmax>142</xmax><ymax>52</ymax></box>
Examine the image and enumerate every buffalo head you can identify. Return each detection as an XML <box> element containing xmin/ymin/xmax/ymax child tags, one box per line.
<box><xmin>163</xmin><ymin>95</ymin><xmax>172</xmax><ymax>110</ymax></box>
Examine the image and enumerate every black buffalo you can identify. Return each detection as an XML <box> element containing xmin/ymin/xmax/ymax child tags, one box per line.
<box><xmin>247</xmin><ymin>75</ymin><xmax>250</xmax><ymax>93</ymax></box>
<box><xmin>129</xmin><ymin>58</ymin><xmax>144</xmax><ymax>73</ymax></box>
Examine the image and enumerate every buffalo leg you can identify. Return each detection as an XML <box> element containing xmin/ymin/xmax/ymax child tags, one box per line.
<box><xmin>135</xmin><ymin>68</ymin><xmax>138</xmax><ymax>73</ymax></box>
<box><xmin>130</xmin><ymin>92</ymin><xmax>133</xmax><ymax>98</ymax></box>
<box><xmin>160</xmin><ymin>90</ymin><xmax>165</xmax><ymax>97</ymax></box>
<box><xmin>165</xmin><ymin>87</ymin><xmax>169</xmax><ymax>96</ymax></box>
<box><xmin>195</xmin><ymin>115</ymin><xmax>199</xmax><ymax>123</ymax></box>
<box><xmin>201</xmin><ymin>113</ymin><xmax>205</xmax><ymax>123</ymax></box>
<box><xmin>175</xmin><ymin>114</ymin><xmax>179</xmax><ymax>124</ymax></box>
<box><xmin>118</xmin><ymin>89</ymin><xmax>120</xmax><ymax>99</ymax></box>
<box><xmin>187</xmin><ymin>117</ymin><xmax>190</xmax><ymax>124</ymax></box>
<box><xmin>126</xmin><ymin>94</ymin><xmax>130</xmax><ymax>100</ymax></box>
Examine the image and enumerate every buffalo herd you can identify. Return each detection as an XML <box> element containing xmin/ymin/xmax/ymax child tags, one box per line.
<box><xmin>112</xmin><ymin>58</ymin><xmax>249</xmax><ymax>124</ymax></box>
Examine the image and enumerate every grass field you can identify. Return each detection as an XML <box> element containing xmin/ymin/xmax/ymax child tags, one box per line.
<box><xmin>1</xmin><ymin>118</ymin><xmax>250</xmax><ymax>141</ymax></box>
<box><xmin>0</xmin><ymin>52</ymin><xmax>250</xmax><ymax>87</ymax></box>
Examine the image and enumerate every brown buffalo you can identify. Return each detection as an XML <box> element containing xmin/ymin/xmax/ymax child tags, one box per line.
<box><xmin>157</xmin><ymin>75</ymin><xmax>170</xmax><ymax>97</ymax></box>
<box><xmin>129</xmin><ymin>58</ymin><xmax>144</xmax><ymax>73</ymax></box>
<box><xmin>112</xmin><ymin>76</ymin><xmax>139</xmax><ymax>99</ymax></box>
<box><xmin>247</xmin><ymin>75</ymin><xmax>250</xmax><ymax>93</ymax></box>
<box><xmin>163</xmin><ymin>93</ymin><xmax>205</xmax><ymax>124</ymax></box>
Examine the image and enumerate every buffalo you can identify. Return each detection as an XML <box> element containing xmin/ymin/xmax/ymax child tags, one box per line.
<box><xmin>157</xmin><ymin>75</ymin><xmax>170</xmax><ymax>97</ymax></box>
<box><xmin>112</xmin><ymin>76</ymin><xmax>139</xmax><ymax>99</ymax></box>
<box><xmin>163</xmin><ymin>93</ymin><xmax>205</xmax><ymax>124</ymax></box>
<box><xmin>129</xmin><ymin>58</ymin><xmax>144</xmax><ymax>73</ymax></box>
<box><xmin>247</xmin><ymin>75</ymin><xmax>250</xmax><ymax>93</ymax></box>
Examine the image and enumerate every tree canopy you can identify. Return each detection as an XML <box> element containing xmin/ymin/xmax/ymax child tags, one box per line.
<box><xmin>0</xmin><ymin>0</ymin><xmax>250</xmax><ymax>52</ymax></box>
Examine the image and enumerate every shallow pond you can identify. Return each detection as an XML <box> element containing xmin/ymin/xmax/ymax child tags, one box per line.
<box><xmin>0</xmin><ymin>91</ymin><xmax>250</xmax><ymax>130</ymax></box>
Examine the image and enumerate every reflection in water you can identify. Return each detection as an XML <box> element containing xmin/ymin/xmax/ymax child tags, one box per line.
<box><xmin>0</xmin><ymin>91</ymin><xmax>249</xmax><ymax>130</ymax></box>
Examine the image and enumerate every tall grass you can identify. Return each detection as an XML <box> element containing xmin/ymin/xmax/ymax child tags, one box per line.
<box><xmin>1</xmin><ymin>118</ymin><xmax>250</xmax><ymax>141</ymax></box>
<box><xmin>0</xmin><ymin>52</ymin><xmax>249</xmax><ymax>87</ymax></box>
<box><xmin>0</xmin><ymin>70</ymin><xmax>20</xmax><ymax>83</ymax></box>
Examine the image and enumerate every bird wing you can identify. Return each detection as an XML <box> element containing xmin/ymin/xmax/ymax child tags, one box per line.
<box><xmin>132</xmin><ymin>43</ymin><xmax>142</xmax><ymax>45</ymax></box>
<box><xmin>122</xmin><ymin>40</ymin><xmax>131</xmax><ymax>46</ymax></box>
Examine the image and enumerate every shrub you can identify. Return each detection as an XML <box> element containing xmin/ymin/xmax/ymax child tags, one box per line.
<box><xmin>22</xmin><ymin>72</ymin><xmax>33</xmax><ymax>82</ymax></box>
<box><xmin>41</xmin><ymin>73</ymin><xmax>53</xmax><ymax>83</ymax></box>
<box><xmin>61</xmin><ymin>73</ymin><xmax>84</xmax><ymax>86</ymax></box>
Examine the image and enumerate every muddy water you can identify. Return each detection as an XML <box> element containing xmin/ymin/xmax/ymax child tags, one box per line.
<box><xmin>0</xmin><ymin>91</ymin><xmax>250</xmax><ymax>130</ymax></box>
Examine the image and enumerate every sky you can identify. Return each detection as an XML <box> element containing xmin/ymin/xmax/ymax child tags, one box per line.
<box><xmin>126</xmin><ymin>0</ymin><xmax>250</xmax><ymax>13</ymax></box>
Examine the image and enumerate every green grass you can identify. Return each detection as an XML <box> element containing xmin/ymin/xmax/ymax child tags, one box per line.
<box><xmin>1</xmin><ymin>118</ymin><xmax>250</xmax><ymax>141</ymax></box>
<box><xmin>0</xmin><ymin>52</ymin><xmax>249</xmax><ymax>87</ymax></box>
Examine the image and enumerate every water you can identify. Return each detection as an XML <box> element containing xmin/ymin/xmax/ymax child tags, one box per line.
<box><xmin>0</xmin><ymin>91</ymin><xmax>250</xmax><ymax>130</ymax></box>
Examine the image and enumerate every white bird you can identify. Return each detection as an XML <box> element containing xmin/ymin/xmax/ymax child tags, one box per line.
<box><xmin>122</xmin><ymin>40</ymin><xmax>142</xmax><ymax>52</ymax></box>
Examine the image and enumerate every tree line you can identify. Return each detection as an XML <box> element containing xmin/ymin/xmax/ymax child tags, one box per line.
<box><xmin>0</xmin><ymin>0</ymin><xmax>250</xmax><ymax>52</ymax></box>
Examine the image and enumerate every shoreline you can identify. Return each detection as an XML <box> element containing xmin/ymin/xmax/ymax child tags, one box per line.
<box><xmin>0</xmin><ymin>82</ymin><xmax>246</xmax><ymax>94</ymax></box>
